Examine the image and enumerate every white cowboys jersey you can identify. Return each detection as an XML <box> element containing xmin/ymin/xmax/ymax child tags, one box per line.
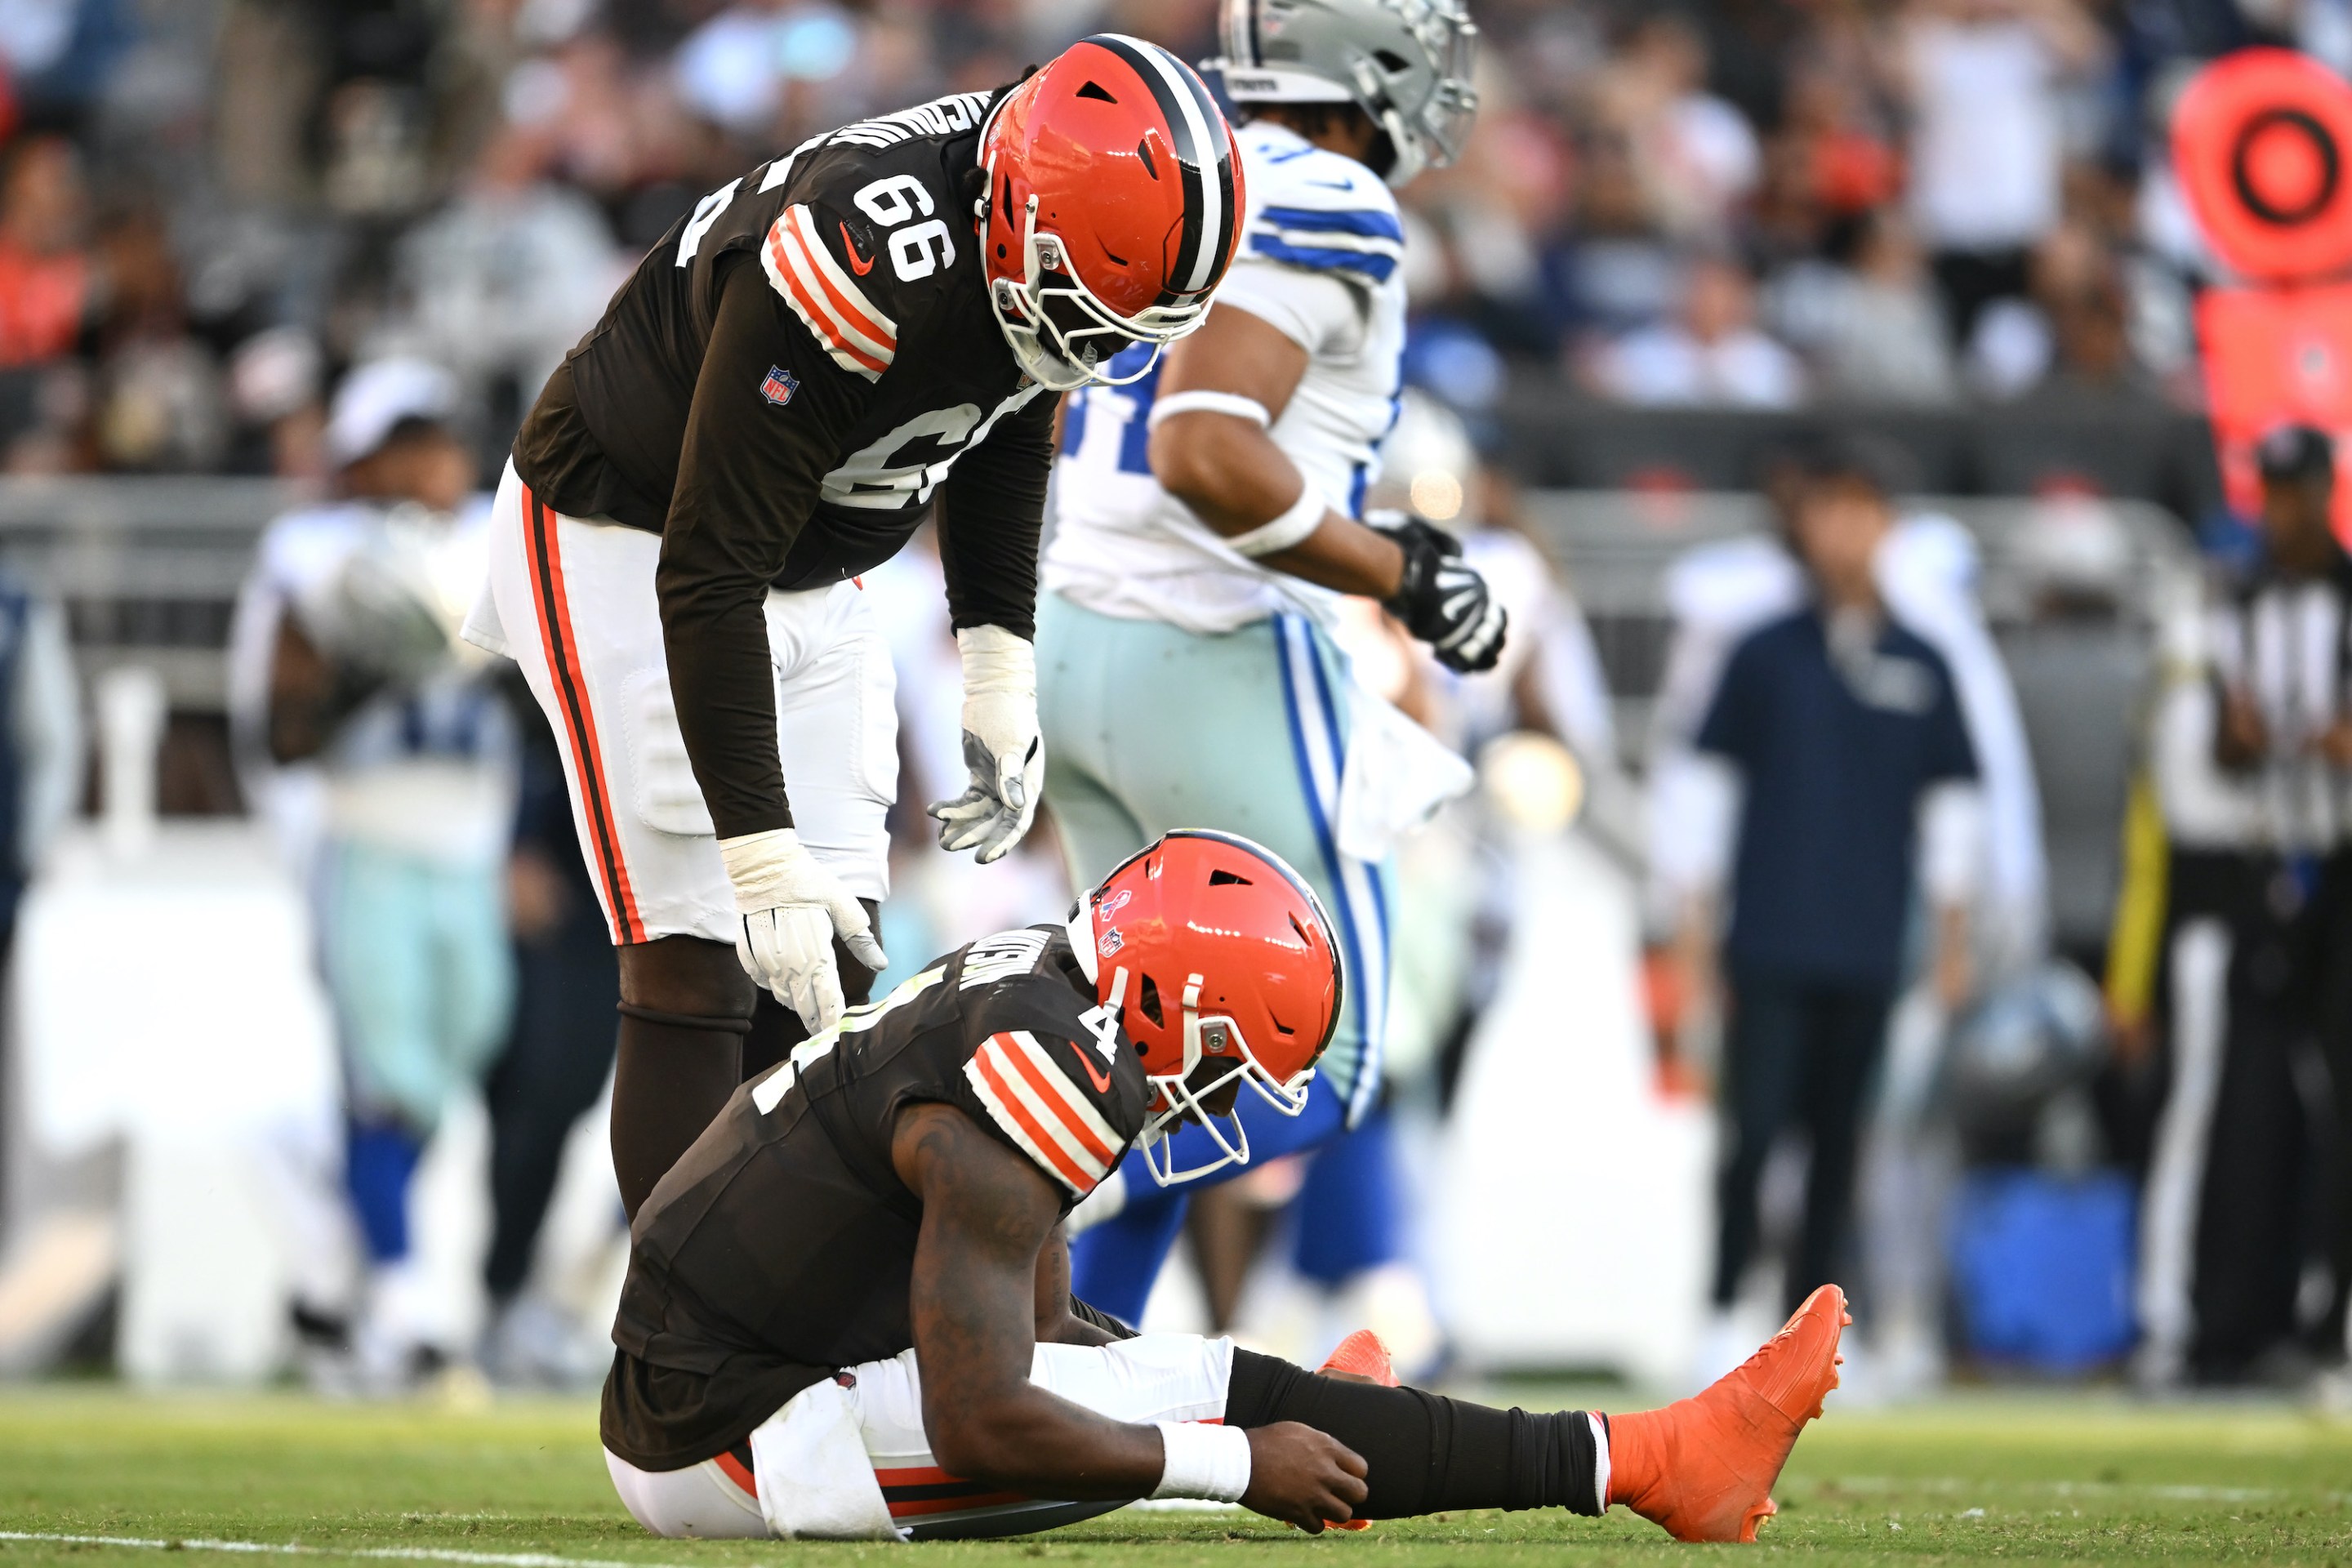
<box><xmin>1043</xmin><ymin>119</ymin><xmax>1408</xmax><ymax>634</ymax></box>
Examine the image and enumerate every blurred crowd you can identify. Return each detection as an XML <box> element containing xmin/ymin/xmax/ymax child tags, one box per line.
<box><xmin>0</xmin><ymin>0</ymin><xmax>2305</xmax><ymax>484</ymax></box>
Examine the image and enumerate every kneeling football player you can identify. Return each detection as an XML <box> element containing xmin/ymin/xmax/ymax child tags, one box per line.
<box><xmin>602</xmin><ymin>831</ymin><xmax>1846</xmax><ymax>1544</ymax></box>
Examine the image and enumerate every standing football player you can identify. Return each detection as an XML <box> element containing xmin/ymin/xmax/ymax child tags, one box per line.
<box><xmin>230</xmin><ymin>359</ymin><xmax>519</xmax><ymax>1388</ymax></box>
<box><xmin>461</xmin><ymin>38</ymin><xmax>1245</xmax><ymax>1218</ymax></box>
<box><xmin>1039</xmin><ymin>0</ymin><xmax>1503</xmax><ymax>1320</ymax></box>
<box><xmin>599</xmin><ymin>831</ymin><xmax>1846</xmax><ymax>1545</ymax></box>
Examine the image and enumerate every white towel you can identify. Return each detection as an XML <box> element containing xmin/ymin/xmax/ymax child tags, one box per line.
<box><xmin>749</xmin><ymin>1378</ymin><xmax>904</xmax><ymax>1541</ymax></box>
<box><xmin>1336</xmin><ymin>685</ymin><xmax>1474</xmax><ymax>863</ymax></box>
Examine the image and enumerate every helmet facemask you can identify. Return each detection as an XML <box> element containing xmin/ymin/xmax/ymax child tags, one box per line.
<box><xmin>1071</xmin><ymin>829</ymin><xmax>1340</xmax><ymax>1187</ymax></box>
<box><xmin>1129</xmin><ymin>969</ymin><xmax>1316</xmax><ymax>1187</ymax></box>
<box><xmin>985</xmin><ymin>186</ymin><xmax>1213</xmax><ymax>391</ymax></box>
<box><xmin>1351</xmin><ymin>11</ymin><xmax>1478</xmax><ymax>187</ymax></box>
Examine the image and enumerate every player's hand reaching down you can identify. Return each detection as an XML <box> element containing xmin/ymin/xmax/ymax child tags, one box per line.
<box><xmin>930</xmin><ymin>625</ymin><xmax>1045</xmax><ymax>863</ymax></box>
<box><xmin>719</xmin><ymin>827</ymin><xmax>887</xmax><ymax>1031</ymax></box>
<box><xmin>1242</xmin><ymin>1423</ymin><xmax>1370</xmax><ymax>1533</ymax></box>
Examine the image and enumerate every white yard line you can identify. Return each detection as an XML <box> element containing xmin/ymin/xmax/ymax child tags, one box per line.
<box><xmin>1820</xmin><ymin>1477</ymin><xmax>2293</xmax><ymax>1503</ymax></box>
<box><xmin>0</xmin><ymin>1533</ymin><xmax>687</xmax><ymax>1568</ymax></box>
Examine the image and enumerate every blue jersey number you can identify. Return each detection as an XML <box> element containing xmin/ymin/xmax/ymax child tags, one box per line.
<box><xmin>1058</xmin><ymin>344</ymin><xmax>1164</xmax><ymax>476</ymax></box>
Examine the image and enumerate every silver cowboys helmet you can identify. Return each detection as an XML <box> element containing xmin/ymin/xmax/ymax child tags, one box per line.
<box><xmin>1209</xmin><ymin>0</ymin><xmax>1478</xmax><ymax>188</ymax></box>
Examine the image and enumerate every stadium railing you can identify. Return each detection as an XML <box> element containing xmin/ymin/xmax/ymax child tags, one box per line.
<box><xmin>1493</xmin><ymin>387</ymin><xmax>2225</xmax><ymax>524</ymax></box>
<box><xmin>1516</xmin><ymin>489</ymin><xmax>2200</xmax><ymax>763</ymax></box>
<box><xmin>0</xmin><ymin>474</ymin><xmax>2203</xmax><ymax>787</ymax></box>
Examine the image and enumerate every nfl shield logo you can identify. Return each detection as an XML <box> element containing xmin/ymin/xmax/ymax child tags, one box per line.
<box><xmin>760</xmin><ymin>365</ymin><xmax>799</xmax><ymax>406</ymax></box>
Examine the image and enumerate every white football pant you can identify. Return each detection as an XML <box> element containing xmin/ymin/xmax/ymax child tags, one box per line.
<box><xmin>605</xmin><ymin>1333</ymin><xmax>1235</xmax><ymax>1541</ymax></box>
<box><xmin>464</xmin><ymin>460</ymin><xmax>897</xmax><ymax>945</ymax></box>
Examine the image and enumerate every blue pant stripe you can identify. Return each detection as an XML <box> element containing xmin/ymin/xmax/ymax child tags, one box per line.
<box><xmin>1299</xmin><ymin>632</ymin><xmax>1390</xmax><ymax>1121</ymax></box>
<box><xmin>1273</xmin><ymin>615</ymin><xmax>1383</xmax><ymax>1124</ymax></box>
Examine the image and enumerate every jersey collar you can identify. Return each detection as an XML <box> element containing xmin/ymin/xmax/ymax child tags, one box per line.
<box><xmin>1240</xmin><ymin>118</ymin><xmax>1313</xmax><ymax>160</ymax></box>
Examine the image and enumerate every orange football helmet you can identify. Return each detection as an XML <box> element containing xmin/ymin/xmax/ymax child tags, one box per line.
<box><xmin>978</xmin><ymin>35</ymin><xmax>1245</xmax><ymax>390</ymax></box>
<box><xmin>1067</xmin><ymin>831</ymin><xmax>1342</xmax><ymax>1185</ymax></box>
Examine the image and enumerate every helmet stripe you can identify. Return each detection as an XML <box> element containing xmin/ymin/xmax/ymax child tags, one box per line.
<box><xmin>1219</xmin><ymin>0</ymin><xmax>1261</xmax><ymax>74</ymax></box>
<box><xmin>1084</xmin><ymin>34</ymin><xmax>1234</xmax><ymax>301</ymax></box>
<box><xmin>1086</xmin><ymin>35</ymin><xmax>1210</xmax><ymax>292</ymax></box>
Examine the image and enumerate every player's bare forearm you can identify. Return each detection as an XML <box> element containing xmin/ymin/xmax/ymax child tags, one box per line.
<box><xmin>1147</xmin><ymin>305</ymin><xmax>1404</xmax><ymax>600</ymax></box>
<box><xmin>1034</xmin><ymin>1227</ymin><xmax>1120</xmax><ymax>1347</ymax></box>
<box><xmin>1257</xmin><ymin>510</ymin><xmax>1408</xmax><ymax>599</ymax></box>
<box><xmin>267</xmin><ymin>615</ymin><xmax>333</xmax><ymax>763</ymax></box>
<box><xmin>268</xmin><ymin>615</ymin><xmax>380</xmax><ymax>764</ymax></box>
<box><xmin>893</xmin><ymin>1104</ymin><xmax>1163</xmax><ymax>1494</ymax></box>
<box><xmin>1933</xmin><ymin>902</ymin><xmax>1974</xmax><ymax>1011</ymax></box>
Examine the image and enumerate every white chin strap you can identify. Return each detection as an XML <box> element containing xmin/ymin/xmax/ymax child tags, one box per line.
<box><xmin>1066</xmin><ymin>901</ymin><xmax>1100</xmax><ymax>984</ymax></box>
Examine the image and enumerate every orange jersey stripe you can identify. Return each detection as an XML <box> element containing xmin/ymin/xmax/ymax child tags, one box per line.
<box><xmin>768</xmin><ymin>228</ymin><xmax>889</xmax><ymax>375</ymax></box>
<box><xmin>973</xmin><ymin>1045</ymin><xmax>1096</xmax><ymax>1192</ymax></box>
<box><xmin>782</xmin><ymin>206</ymin><xmax>896</xmax><ymax>347</ymax></box>
<box><xmin>998</xmin><ymin>1034</ymin><xmax>1119</xmax><ymax>1168</ymax></box>
<box><xmin>768</xmin><ymin>213</ymin><xmax>893</xmax><ymax>363</ymax></box>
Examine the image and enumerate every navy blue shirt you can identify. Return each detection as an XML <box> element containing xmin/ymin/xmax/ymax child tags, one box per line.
<box><xmin>1696</xmin><ymin>607</ymin><xmax>1978</xmax><ymax>991</ymax></box>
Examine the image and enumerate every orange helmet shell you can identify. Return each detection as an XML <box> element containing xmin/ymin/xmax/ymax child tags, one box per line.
<box><xmin>1085</xmin><ymin>830</ymin><xmax>1342</xmax><ymax>1100</ymax></box>
<box><xmin>979</xmin><ymin>36</ymin><xmax>1244</xmax><ymax>386</ymax></box>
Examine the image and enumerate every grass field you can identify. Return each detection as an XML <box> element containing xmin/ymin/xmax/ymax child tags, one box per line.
<box><xmin>2</xmin><ymin>1387</ymin><xmax>2350</xmax><ymax>1566</ymax></box>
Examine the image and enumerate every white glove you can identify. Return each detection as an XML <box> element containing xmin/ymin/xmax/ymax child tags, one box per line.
<box><xmin>719</xmin><ymin>827</ymin><xmax>889</xmax><ymax>1031</ymax></box>
<box><xmin>928</xmin><ymin>625</ymin><xmax>1044</xmax><ymax>865</ymax></box>
<box><xmin>296</xmin><ymin>506</ymin><xmax>464</xmax><ymax>686</ymax></box>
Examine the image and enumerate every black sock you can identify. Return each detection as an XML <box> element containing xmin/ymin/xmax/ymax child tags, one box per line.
<box><xmin>609</xmin><ymin>1004</ymin><xmax>751</xmax><ymax>1221</ymax></box>
<box><xmin>1223</xmin><ymin>1348</ymin><xmax>1603</xmax><ymax>1518</ymax></box>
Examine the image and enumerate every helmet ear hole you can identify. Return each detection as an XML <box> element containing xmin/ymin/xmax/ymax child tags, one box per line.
<box><xmin>1139</xmin><ymin>973</ymin><xmax>1165</xmax><ymax>1027</ymax></box>
<box><xmin>1209</xmin><ymin>868</ymin><xmax>1252</xmax><ymax>886</ymax></box>
<box><xmin>1374</xmin><ymin>48</ymin><xmax>1411</xmax><ymax>73</ymax></box>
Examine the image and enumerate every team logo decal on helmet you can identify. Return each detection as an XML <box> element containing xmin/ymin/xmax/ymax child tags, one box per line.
<box><xmin>1210</xmin><ymin>0</ymin><xmax>1480</xmax><ymax>188</ymax></box>
<box><xmin>978</xmin><ymin>34</ymin><xmax>1246</xmax><ymax>391</ymax></box>
<box><xmin>1065</xmin><ymin>830</ymin><xmax>1343</xmax><ymax>1186</ymax></box>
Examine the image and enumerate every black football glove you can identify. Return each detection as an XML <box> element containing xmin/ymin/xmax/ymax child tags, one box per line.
<box><xmin>1368</xmin><ymin>510</ymin><xmax>1508</xmax><ymax>674</ymax></box>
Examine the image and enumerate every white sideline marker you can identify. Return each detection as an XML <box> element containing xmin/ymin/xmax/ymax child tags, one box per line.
<box><xmin>0</xmin><ymin>1533</ymin><xmax>684</xmax><ymax>1568</ymax></box>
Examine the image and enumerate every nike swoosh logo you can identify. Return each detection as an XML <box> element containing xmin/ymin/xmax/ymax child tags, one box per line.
<box><xmin>840</xmin><ymin>221</ymin><xmax>875</xmax><ymax>275</ymax></box>
<box><xmin>1303</xmin><ymin>177</ymin><xmax>1355</xmax><ymax>189</ymax></box>
<box><xmin>1075</xmin><ymin>1049</ymin><xmax>1114</xmax><ymax>1094</ymax></box>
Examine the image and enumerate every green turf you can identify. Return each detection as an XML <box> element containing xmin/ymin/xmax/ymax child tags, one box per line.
<box><xmin>1</xmin><ymin>1387</ymin><xmax>2350</xmax><ymax>1566</ymax></box>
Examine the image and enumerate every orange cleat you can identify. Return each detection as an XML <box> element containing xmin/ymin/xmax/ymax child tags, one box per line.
<box><xmin>1315</xmin><ymin>1330</ymin><xmax>1399</xmax><ymax>1530</ymax></box>
<box><xmin>1603</xmin><ymin>1284</ymin><xmax>1850</xmax><ymax>1544</ymax></box>
<box><xmin>1320</xmin><ymin>1329</ymin><xmax>1400</xmax><ymax>1388</ymax></box>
